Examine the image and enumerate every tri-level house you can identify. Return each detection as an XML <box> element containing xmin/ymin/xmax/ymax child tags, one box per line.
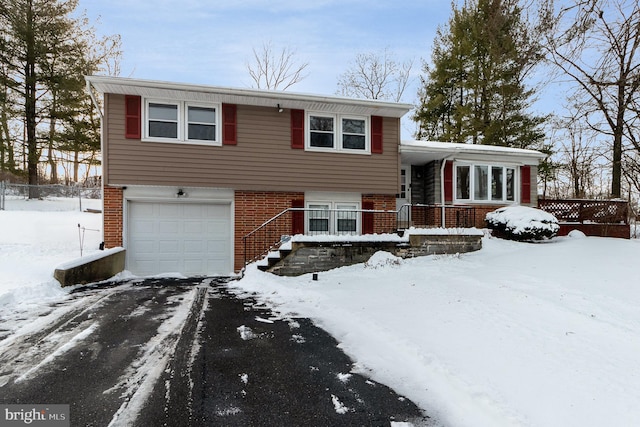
<box><xmin>85</xmin><ymin>76</ymin><xmax>544</xmax><ymax>276</ymax></box>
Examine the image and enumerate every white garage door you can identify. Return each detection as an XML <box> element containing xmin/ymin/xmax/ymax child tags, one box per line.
<box><xmin>127</xmin><ymin>201</ymin><xmax>232</xmax><ymax>276</ymax></box>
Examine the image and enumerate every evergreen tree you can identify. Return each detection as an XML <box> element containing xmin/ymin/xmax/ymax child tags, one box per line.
<box><xmin>0</xmin><ymin>0</ymin><xmax>120</xmax><ymax>188</ymax></box>
<box><xmin>414</xmin><ymin>0</ymin><xmax>546</xmax><ymax>149</ymax></box>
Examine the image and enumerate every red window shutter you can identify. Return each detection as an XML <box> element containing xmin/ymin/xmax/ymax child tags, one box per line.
<box><xmin>291</xmin><ymin>109</ymin><xmax>304</xmax><ymax>149</ymax></box>
<box><xmin>362</xmin><ymin>201</ymin><xmax>374</xmax><ymax>234</ymax></box>
<box><xmin>291</xmin><ymin>199</ymin><xmax>305</xmax><ymax>235</ymax></box>
<box><xmin>521</xmin><ymin>165</ymin><xmax>531</xmax><ymax>204</ymax></box>
<box><xmin>124</xmin><ymin>95</ymin><xmax>141</xmax><ymax>139</ymax></box>
<box><xmin>444</xmin><ymin>160</ymin><xmax>454</xmax><ymax>202</ymax></box>
<box><xmin>222</xmin><ymin>103</ymin><xmax>237</xmax><ymax>145</ymax></box>
<box><xmin>371</xmin><ymin>116</ymin><xmax>383</xmax><ymax>154</ymax></box>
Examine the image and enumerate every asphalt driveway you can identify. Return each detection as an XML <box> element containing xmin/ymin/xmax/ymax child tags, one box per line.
<box><xmin>0</xmin><ymin>278</ymin><xmax>431</xmax><ymax>426</ymax></box>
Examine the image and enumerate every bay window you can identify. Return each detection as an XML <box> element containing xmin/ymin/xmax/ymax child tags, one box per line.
<box><xmin>456</xmin><ymin>163</ymin><xmax>517</xmax><ymax>203</ymax></box>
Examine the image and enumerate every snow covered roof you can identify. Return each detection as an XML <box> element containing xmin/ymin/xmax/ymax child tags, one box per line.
<box><xmin>85</xmin><ymin>75</ymin><xmax>413</xmax><ymax>118</ymax></box>
<box><xmin>400</xmin><ymin>140</ymin><xmax>546</xmax><ymax>165</ymax></box>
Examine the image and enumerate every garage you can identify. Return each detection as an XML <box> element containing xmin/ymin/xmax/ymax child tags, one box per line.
<box><xmin>126</xmin><ymin>201</ymin><xmax>232</xmax><ymax>276</ymax></box>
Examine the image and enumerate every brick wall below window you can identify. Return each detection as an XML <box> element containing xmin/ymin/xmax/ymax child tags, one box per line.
<box><xmin>362</xmin><ymin>194</ymin><xmax>397</xmax><ymax>234</ymax></box>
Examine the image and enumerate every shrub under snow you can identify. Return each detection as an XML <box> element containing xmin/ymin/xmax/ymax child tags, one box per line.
<box><xmin>486</xmin><ymin>206</ymin><xmax>559</xmax><ymax>241</ymax></box>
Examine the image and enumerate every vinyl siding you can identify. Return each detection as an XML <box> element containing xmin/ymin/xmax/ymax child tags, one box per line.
<box><xmin>104</xmin><ymin>94</ymin><xmax>400</xmax><ymax>195</ymax></box>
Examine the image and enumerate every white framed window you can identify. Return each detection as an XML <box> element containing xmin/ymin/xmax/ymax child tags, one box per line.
<box><xmin>144</xmin><ymin>99</ymin><xmax>220</xmax><ymax>145</ymax></box>
<box><xmin>148</xmin><ymin>102</ymin><xmax>179</xmax><ymax>140</ymax></box>
<box><xmin>309</xmin><ymin>115</ymin><xmax>335</xmax><ymax>149</ymax></box>
<box><xmin>306</xmin><ymin>112</ymin><xmax>369</xmax><ymax>153</ymax></box>
<box><xmin>336</xmin><ymin>203</ymin><xmax>358</xmax><ymax>234</ymax></box>
<box><xmin>455</xmin><ymin>163</ymin><xmax>517</xmax><ymax>203</ymax></box>
<box><xmin>306</xmin><ymin>201</ymin><xmax>361</xmax><ymax>235</ymax></box>
<box><xmin>308</xmin><ymin>203</ymin><xmax>330</xmax><ymax>234</ymax></box>
<box><xmin>341</xmin><ymin>116</ymin><xmax>367</xmax><ymax>150</ymax></box>
<box><xmin>186</xmin><ymin>104</ymin><xmax>217</xmax><ymax>142</ymax></box>
<box><xmin>400</xmin><ymin>168</ymin><xmax>408</xmax><ymax>199</ymax></box>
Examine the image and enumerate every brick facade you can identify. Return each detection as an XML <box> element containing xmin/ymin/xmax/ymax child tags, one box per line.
<box><xmin>236</xmin><ymin>191</ymin><xmax>396</xmax><ymax>271</ymax></box>
<box><xmin>362</xmin><ymin>193</ymin><xmax>397</xmax><ymax>234</ymax></box>
<box><xmin>410</xmin><ymin>204</ymin><xmax>508</xmax><ymax>229</ymax></box>
<box><xmin>234</xmin><ymin>190</ymin><xmax>304</xmax><ymax>271</ymax></box>
<box><xmin>103</xmin><ymin>186</ymin><xmax>124</xmax><ymax>248</ymax></box>
<box><xmin>102</xmin><ymin>188</ymin><xmax>397</xmax><ymax>273</ymax></box>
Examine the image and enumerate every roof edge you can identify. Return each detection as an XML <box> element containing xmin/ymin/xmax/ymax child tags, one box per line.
<box><xmin>400</xmin><ymin>140</ymin><xmax>547</xmax><ymax>159</ymax></box>
<box><xmin>85</xmin><ymin>75</ymin><xmax>414</xmax><ymax>114</ymax></box>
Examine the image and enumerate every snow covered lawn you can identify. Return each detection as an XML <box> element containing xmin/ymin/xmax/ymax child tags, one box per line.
<box><xmin>233</xmin><ymin>234</ymin><xmax>640</xmax><ymax>427</ymax></box>
<box><xmin>2</xmin><ymin>199</ymin><xmax>640</xmax><ymax>426</ymax></box>
<box><xmin>0</xmin><ymin>197</ymin><xmax>103</xmax><ymax>334</ymax></box>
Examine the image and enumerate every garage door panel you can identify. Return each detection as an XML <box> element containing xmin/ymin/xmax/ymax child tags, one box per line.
<box><xmin>158</xmin><ymin>240</ymin><xmax>180</xmax><ymax>253</ymax></box>
<box><xmin>184</xmin><ymin>221</ymin><xmax>204</xmax><ymax>234</ymax></box>
<box><xmin>127</xmin><ymin>201</ymin><xmax>232</xmax><ymax>276</ymax></box>
<box><xmin>134</xmin><ymin>203</ymin><xmax>155</xmax><ymax>216</ymax></box>
<box><xmin>133</xmin><ymin>220</ymin><xmax>155</xmax><ymax>234</ymax></box>
<box><xmin>157</xmin><ymin>204</ymin><xmax>181</xmax><ymax>216</ymax></box>
<box><xmin>158</xmin><ymin>220</ymin><xmax>180</xmax><ymax>234</ymax></box>
<box><xmin>134</xmin><ymin>240</ymin><xmax>156</xmax><ymax>254</ymax></box>
<box><xmin>184</xmin><ymin>240</ymin><xmax>204</xmax><ymax>253</ymax></box>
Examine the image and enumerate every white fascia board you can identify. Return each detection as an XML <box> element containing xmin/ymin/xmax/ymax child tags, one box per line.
<box><xmin>85</xmin><ymin>75</ymin><xmax>413</xmax><ymax>118</ymax></box>
<box><xmin>400</xmin><ymin>140</ymin><xmax>546</xmax><ymax>165</ymax></box>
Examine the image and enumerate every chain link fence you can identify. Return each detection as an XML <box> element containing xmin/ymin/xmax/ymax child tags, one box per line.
<box><xmin>0</xmin><ymin>182</ymin><xmax>101</xmax><ymax>212</ymax></box>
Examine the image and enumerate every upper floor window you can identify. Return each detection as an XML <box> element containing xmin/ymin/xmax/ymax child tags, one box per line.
<box><xmin>307</xmin><ymin>112</ymin><xmax>369</xmax><ymax>153</ymax></box>
<box><xmin>309</xmin><ymin>115</ymin><xmax>334</xmax><ymax>148</ymax></box>
<box><xmin>144</xmin><ymin>99</ymin><xmax>219</xmax><ymax>145</ymax></box>
<box><xmin>456</xmin><ymin>163</ymin><xmax>516</xmax><ymax>203</ymax></box>
<box><xmin>148</xmin><ymin>102</ymin><xmax>178</xmax><ymax>139</ymax></box>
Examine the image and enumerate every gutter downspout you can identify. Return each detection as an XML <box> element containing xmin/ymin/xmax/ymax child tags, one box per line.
<box><xmin>440</xmin><ymin>154</ymin><xmax>455</xmax><ymax>228</ymax></box>
<box><xmin>86</xmin><ymin>79</ymin><xmax>105</xmax><ymax>249</ymax></box>
<box><xmin>86</xmin><ymin>80</ymin><xmax>103</xmax><ymax>119</ymax></box>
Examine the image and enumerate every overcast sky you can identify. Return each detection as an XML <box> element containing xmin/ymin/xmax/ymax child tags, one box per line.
<box><xmin>78</xmin><ymin>1</ymin><xmax>449</xmax><ymax>95</ymax></box>
<box><xmin>77</xmin><ymin>0</ymin><xmax>561</xmax><ymax>139</ymax></box>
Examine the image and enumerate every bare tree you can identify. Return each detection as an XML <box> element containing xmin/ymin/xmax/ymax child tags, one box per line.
<box><xmin>542</xmin><ymin>0</ymin><xmax>640</xmax><ymax>198</ymax></box>
<box><xmin>246</xmin><ymin>41</ymin><xmax>308</xmax><ymax>91</ymax></box>
<box><xmin>336</xmin><ymin>48</ymin><xmax>413</xmax><ymax>102</ymax></box>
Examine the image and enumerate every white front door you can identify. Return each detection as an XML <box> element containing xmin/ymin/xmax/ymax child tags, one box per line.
<box><xmin>396</xmin><ymin>167</ymin><xmax>411</xmax><ymax>226</ymax></box>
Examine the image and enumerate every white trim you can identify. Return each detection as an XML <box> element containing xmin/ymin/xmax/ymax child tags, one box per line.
<box><xmin>453</xmin><ymin>161</ymin><xmax>520</xmax><ymax>204</ymax></box>
<box><xmin>305</xmin><ymin>111</ymin><xmax>371</xmax><ymax>155</ymax></box>
<box><xmin>340</xmin><ymin>114</ymin><xmax>370</xmax><ymax>152</ymax></box>
<box><xmin>123</xmin><ymin>186</ymin><xmax>234</xmax><ymax>275</ymax></box>
<box><xmin>142</xmin><ymin>98</ymin><xmax>221</xmax><ymax>146</ymax></box>
<box><xmin>85</xmin><ymin>75</ymin><xmax>413</xmax><ymax>118</ymax></box>
<box><xmin>304</xmin><ymin>192</ymin><xmax>362</xmax><ymax>235</ymax></box>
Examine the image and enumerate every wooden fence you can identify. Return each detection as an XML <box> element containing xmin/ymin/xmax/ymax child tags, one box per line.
<box><xmin>538</xmin><ymin>199</ymin><xmax>630</xmax><ymax>238</ymax></box>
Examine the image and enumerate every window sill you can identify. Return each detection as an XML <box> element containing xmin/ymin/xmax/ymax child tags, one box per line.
<box><xmin>454</xmin><ymin>200</ymin><xmax>519</xmax><ymax>205</ymax></box>
<box><xmin>304</xmin><ymin>147</ymin><xmax>371</xmax><ymax>155</ymax></box>
<box><xmin>141</xmin><ymin>138</ymin><xmax>222</xmax><ymax>147</ymax></box>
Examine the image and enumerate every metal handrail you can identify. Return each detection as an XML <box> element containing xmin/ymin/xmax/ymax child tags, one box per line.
<box><xmin>242</xmin><ymin>204</ymin><xmax>477</xmax><ymax>267</ymax></box>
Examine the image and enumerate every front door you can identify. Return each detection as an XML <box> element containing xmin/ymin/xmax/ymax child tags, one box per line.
<box><xmin>396</xmin><ymin>166</ymin><xmax>411</xmax><ymax>227</ymax></box>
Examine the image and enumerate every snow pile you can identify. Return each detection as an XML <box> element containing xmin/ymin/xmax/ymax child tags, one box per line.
<box><xmin>486</xmin><ymin>205</ymin><xmax>559</xmax><ymax>240</ymax></box>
